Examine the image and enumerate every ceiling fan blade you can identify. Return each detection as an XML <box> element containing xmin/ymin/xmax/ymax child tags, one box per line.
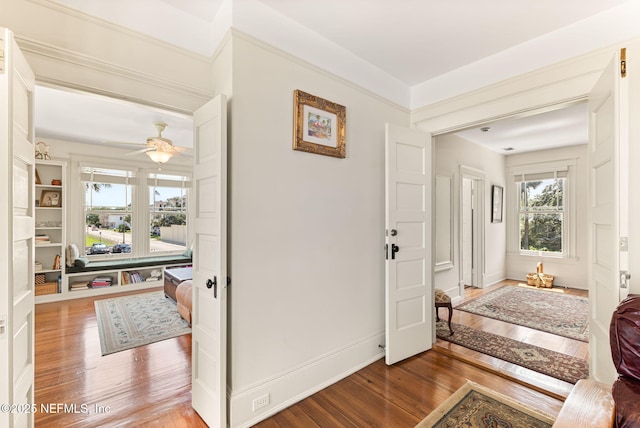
<box><xmin>125</xmin><ymin>147</ymin><xmax>155</xmax><ymax>156</ymax></box>
<box><xmin>173</xmin><ymin>146</ymin><xmax>192</xmax><ymax>153</ymax></box>
<box><xmin>106</xmin><ymin>141</ymin><xmax>144</xmax><ymax>146</ymax></box>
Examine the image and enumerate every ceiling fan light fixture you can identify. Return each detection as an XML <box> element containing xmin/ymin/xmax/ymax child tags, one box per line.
<box><xmin>146</xmin><ymin>150</ymin><xmax>173</xmax><ymax>164</ymax></box>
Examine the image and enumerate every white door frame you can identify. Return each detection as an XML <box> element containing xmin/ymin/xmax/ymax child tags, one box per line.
<box><xmin>459</xmin><ymin>165</ymin><xmax>486</xmax><ymax>291</ymax></box>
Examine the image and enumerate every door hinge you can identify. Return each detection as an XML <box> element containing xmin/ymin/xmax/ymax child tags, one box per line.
<box><xmin>620</xmin><ymin>237</ymin><xmax>629</xmax><ymax>252</ymax></box>
<box><xmin>621</xmin><ymin>48</ymin><xmax>627</xmax><ymax>78</ymax></box>
<box><xmin>621</xmin><ymin>271</ymin><xmax>631</xmax><ymax>289</ymax></box>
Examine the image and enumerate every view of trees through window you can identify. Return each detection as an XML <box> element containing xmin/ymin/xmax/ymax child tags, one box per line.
<box><xmin>519</xmin><ymin>178</ymin><xmax>564</xmax><ymax>253</ymax></box>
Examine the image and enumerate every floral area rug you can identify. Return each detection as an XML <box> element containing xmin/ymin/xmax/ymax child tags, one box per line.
<box><xmin>415</xmin><ymin>380</ymin><xmax>555</xmax><ymax>428</ymax></box>
<box><xmin>436</xmin><ymin>321</ymin><xmax>589</xmax><ymax>384</ymax></box>
<box><xmin>94</xmin><ymin>291</ymin><xmax>191</xmax><ymax>355</ymax></box>
<box><xmin>455</xmin><ymin>285</ymin><xmax>589</xmax><ymax>342</ymax></box>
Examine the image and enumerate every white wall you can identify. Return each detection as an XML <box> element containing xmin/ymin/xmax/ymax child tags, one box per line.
<box><xmin>505</xmin><ymin>145</ymin><xmax>589</xmax><ymax>290</ymax></box>
<box><xmin>434</xmin><ymin>133</ymin><xmax>506</xmax><ymax>299</ymax></box>
<box><xmin>227</xmin><ymin>33</ymin><xmax>409</xmax><ymax>427</ymax></box>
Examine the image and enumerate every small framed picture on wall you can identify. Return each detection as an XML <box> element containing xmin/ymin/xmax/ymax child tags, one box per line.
<box><xmin>491</xmin><ymin>185</ymin><xmax>503</xmax><ymax>223</ymax></box>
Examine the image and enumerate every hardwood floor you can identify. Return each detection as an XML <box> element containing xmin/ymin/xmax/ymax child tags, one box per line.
<box><xmin>255</xmin><ymin>280</ymin><xmax>586</xmax><ymax>426</ymax></box>
<box><xmin>34</xmin><ymin>287</ymin><xmax>207</xmax><ymax>428</ymax></box>
<box><xmin>34</xmin><ymin>281</ymin><xmax>585</xmax><ymax>427</ymax></box>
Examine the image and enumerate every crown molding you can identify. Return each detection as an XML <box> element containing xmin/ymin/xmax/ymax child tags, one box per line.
<box><xmin>16</xmin><ymin>35</ymin><xmax>214</xmax><ymax>113</ymax></box>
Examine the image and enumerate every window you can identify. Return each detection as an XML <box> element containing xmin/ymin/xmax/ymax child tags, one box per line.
<box><xmin>80</xmin><ymin>165</ymin><xmax>191</xmax><ymax>257</ymax></box>
<box><xmin>509</xmin><ymin>159</ymin><xmax>577</xmax><ymax>259</ymax></box>
<box><xmin>148</xmin><ymin>173</ymin><xmax>190</xmax><ymax>253</ymax></box>
<box><xmin>83</xmin><ymin>167</ymin><xmax>135</xmax><ymax>256</ymax></box>
<box><xmin>518</xmin><ymin>177</ymin><xmax>565</xmax><ymax>254</ymax></box>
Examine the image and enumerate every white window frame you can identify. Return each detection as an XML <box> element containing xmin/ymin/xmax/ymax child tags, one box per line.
<box><xmin>508</xmin><ymin>159</ymin><xmax>577</xmax><ymax>259</ymax></box>
<box><xmin>70</xmin><ymin>156</ymin><xmax>191</xmax><ymax>259</ymax></box>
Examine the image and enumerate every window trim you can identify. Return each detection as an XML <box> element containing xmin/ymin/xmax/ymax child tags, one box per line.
<box><xmin>507</xmin><ymin>159</ymin><xmax>577</xmax><ymax>259</ymax></box>
<box><xmin>517</xmin><ymin>177</ymin><xmax>566</xmax><ymax>256</ymax></box>
<box><xmin>71</xmin><ymin>156</ymin><xmax>192</xmax><ymax>260</ymax></box>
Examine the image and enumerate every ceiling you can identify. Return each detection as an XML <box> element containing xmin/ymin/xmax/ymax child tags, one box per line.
<box><xmin>35</xmin><ymin>0</ymin><xmax>635</xmax><ymax>154</ymax></box>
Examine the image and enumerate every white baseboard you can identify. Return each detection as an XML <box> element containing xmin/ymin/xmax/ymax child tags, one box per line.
<box><xmin>484</xmin><ymin>272</ymin><xmax>506</xmax><ymax>288</ymax></box>
<box><xmin>229</xmin><ymin>332</ymin><xmax>385</xmax><ymax>428</ymax></box>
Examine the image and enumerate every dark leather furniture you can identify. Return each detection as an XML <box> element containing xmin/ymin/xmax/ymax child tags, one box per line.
<box><xmin>610</xmin><ymin>295</ymin><xmax>640</xmax><ymax>428</ymax></box>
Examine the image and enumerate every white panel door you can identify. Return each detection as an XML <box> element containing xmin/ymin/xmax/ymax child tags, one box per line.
<box><xmin>588</xmin><ymin>49</ymin><xmax>631</xmax><ymax>384</ymax></box>
<box><xmin>385</xmin><ymin>123</ymin><xmax>432</xmax><ymax>365</ymax></box>
<box><xmin>0</xmin><ymin>28</ymin><xmax>36</xmax><ymax>428</ymax></box>
<box><xmin>191</xmin><ymin>94</ymin><xmax>227</xmax><ymax>426</ymax></box>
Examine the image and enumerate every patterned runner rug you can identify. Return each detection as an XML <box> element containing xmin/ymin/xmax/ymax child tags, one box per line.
<box><xmin>436</xmin><ymin>321</ymin><xmax>589</xmax><ymax>384</ymax></box>
<box><xmin>415</xmin><ymin>380</ymin><xmax>555</xmax><ymax>428</ymax></box>
<box><xmin>95</xmin><ymin>291</ymin><xmax>191</xmax><ymax>355</ymax></box>
<box><xmin>455</xmin><ymin>285</ymin><xmax>589</xmax><ymax>342</ymax></box>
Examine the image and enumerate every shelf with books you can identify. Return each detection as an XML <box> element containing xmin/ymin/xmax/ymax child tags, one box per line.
<box><xmin>121</xmin><ymin>267</ymin><xmax>163</xmax><ymax>285</ymax></box>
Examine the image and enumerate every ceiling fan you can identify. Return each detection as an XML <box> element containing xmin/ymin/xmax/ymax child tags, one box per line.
<box><xmin>124</xmin><ymin>122</ymin><xmax>189</xmax><ymax>164</ymax></box>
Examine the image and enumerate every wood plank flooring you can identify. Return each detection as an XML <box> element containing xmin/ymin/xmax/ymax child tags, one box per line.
<box><xmin>34</xmin><ymin>281</ymin><xmax>585</xmax><ymax>427</ymax></box>
<box><xmin>35</xmin><ymin>287</ymin><xmax>207</xmax><ymax>428</ymax></box>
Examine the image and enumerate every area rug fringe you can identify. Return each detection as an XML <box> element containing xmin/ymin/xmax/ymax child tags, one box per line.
<box><xmin>415</xmin><ymin>380</ymin><xmax>555</xmax><ymax>428</ymax></box>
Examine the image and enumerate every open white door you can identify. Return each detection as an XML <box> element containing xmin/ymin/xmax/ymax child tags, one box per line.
<box><xmin>385</xmin><ymin>123</ymin><xmax>432</xmax><ymax>365</ymax></box>
<box><xmin>191</xmin><ymin>94</ymin><xmax>228</xmax><ymax>426</ymax></box>
<box><xmin>588</xmin><ymin>48</ymin><xmax>631</xmax><ymax>384</ymax></box>
<box><xmin>0</xmin><ymin>28</ymin><xmax>36</xmax><ymax>427</ymax></box>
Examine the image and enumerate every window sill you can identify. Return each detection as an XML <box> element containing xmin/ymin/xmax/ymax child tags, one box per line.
<box><xmin>506</xmin><ymin>251</ymin><xmax>579</xmax><ymax>264</ymax></box>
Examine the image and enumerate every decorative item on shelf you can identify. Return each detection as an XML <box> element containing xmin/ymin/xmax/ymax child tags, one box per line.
<box><xmin>35</xmin><ymin>273</ymin><xmax>46</xmax><ymax>285</ymax></box>
<box><xmin>70</xmin><ymin>281</ymin><xmax>89</xmax><ymax>291</ymax></box>
<box><xmin>35</xmin><ymin>141</ymin><xmax>51</xmax><ymax>160</ymax></box>
<box><xmin>526</xmin><ymin>261</ymin><xmax>554</xmax><ymax>288</ymax></box>
<box><xmin>39</xmin><ymin>190</ymin><xmax>61</xmax><ymax>207</ymax></box>
<box><xmin>35</xmin><ymin>282</ymin><xmax>58</xmax><ymax>296</ymax></box>
<box><xmin>34</xmin><ymin>262</ymin><xmax>43</xmax><ymax>272</ymax></box>
<box><xmin>35</xmin><ymin>234</ymin><xmax>51</xmax><ymax>245</ymax></box>
<box><xmin>51</xmin><ymin>179</ymin><xmax>62</xmax><ymax>186</ymax></box>
<box><xmin>53</xmin><ymin>255</ymin><xmax>61</xmax><ymax>270</ymax></box>
<box><xmin>35</xmin><ymin>168</ymin><xmax>41</xmax><ymax>185</ymax></box>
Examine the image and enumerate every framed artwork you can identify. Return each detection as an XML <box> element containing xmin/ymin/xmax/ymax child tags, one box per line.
<box><xmin>40</xmin><ymin>190</ymin><xmax>61</xmax><ymax>207</ymax></box>
<box><xmin>491</xmin><ymin>185</ymin><xmax>503</xmax><ymax>223</ymax></box>
<box><xmin>293</xmin><ymin>89</ymin><xmax>346</xmax><ymax>158</ymax></box>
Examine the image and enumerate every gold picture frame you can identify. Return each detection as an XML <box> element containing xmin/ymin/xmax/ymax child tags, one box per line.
<box><xmin>293</xmin><ymin>90</ymin><xmax>346</xmax><ymax>158</ymax></box>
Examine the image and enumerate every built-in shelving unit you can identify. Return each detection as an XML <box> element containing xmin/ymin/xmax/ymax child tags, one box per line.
<box><xmin>34</xmin><ymin>160</ymin><xmax>66</xmax><ymax>298</ymax></box>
